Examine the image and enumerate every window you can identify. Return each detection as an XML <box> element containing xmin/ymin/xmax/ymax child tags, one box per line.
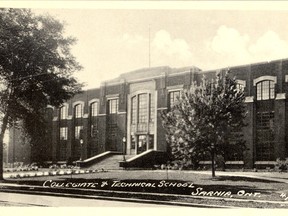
<box><xmin>237</xmin><ymin>83</ymin><xmax>245</xmax><ymax>91</ymax></box>
<box><xmin>256</xmin><ymin>111</ymin><xmax>275</xmax><ymax>161</ymax></box>
<box><xmin>169</xmin><ymin>91</ymin><xmax>180</xmax><ymax>108</ymax></box>
<box><xmin>130</xmin><ymin>93</ymin><xmax>155</xmax><ymax>125</ymax></box>
<box><xmin>90</xmin><ymin>102</ymin><xmax>98</xmax><ymax>117</ymax></box>
<box><xmin>149</xmin><ymin>94</ymin><xmax>155</xmax><ymax>123</ymax></box>
<box><xmin>108</xmin><ymin>99</ymin><xmax>118</xmax><ymax>114</ymax></box>
<box><xmin>138</xmin><ymin>94</ymin><xmax>148</xmax><ymax>123</ymax></box>
<box><xmin>90</xmin><ymin>122</ymin><xmax>98</xmax><ymax>137</ymax></box>
<box><xmin>60</xmin><ymin>127</ymin><xmax>68</xmax><ymax>140</ymax></box>
<box><xmin>60</xmin><ymin>106</ymin><xmax>68</xmax><ymax>120</ymax></box>
<box><xmin>131</xmin><ymin>96</ymin><xmax>137</xmax><ymax>124</ymax></box>
<box><xmin>74</xmin><ymin>104</ymin><xmax>83</xmax><ymax>118</ymax></box>
<box><xmin>256</xmin><ymin>80</ymin><xmax>275</xmax><ymax>100</ymax></box>
<box><xmin>236</xmin><ymin>80</ymin><xmax>246</xmax><ymax>92</ymax></box>
<box><xmin>75</xmin><ymin>126</ymin><xmax>83</xmax><ymax>139</ymax></box>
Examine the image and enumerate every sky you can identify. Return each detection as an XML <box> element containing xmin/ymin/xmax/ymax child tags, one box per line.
<box><xmin>4</xmin><ymin>1</ymin><xmax>288</xmax><ymax>89</ymax></box>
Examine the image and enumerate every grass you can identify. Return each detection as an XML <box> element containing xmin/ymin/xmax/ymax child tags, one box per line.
<box><xmin>3</xmin><ymin>169</ymin><xmax>288</xmax><ymax>208</ymax></box>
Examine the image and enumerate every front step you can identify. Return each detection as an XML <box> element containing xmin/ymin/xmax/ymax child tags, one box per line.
<box><xmin>87</xmin><ymin>155</ymin><xmax>134</xmax><ymax>170</ymax></box>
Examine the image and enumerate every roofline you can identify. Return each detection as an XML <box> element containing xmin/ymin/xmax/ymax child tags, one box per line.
<box><xmin>201</xmin><ymin>58</ymin><xmax>288</xmax><ymax>73</ymax></box>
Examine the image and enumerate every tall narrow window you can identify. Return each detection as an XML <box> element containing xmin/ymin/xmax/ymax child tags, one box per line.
<box><xmin>169</xmin><ymin>90</ymin><xmax>180</xmax><ymax>108</ymax></box>
<box><xmin>130</xmin><ymin>92</ymin><xmax>155</xmax><ymax>134</ymax></box>
<box><xmin>91</xmin><ymin>123</ymin><xmax>98</xmax><ymax>138</ymax></box>
<box><xmin>256</xmin><ymin>80</ymin><xmax>275</xmax><ymax>100</ymax></box>
<box><xmin>131</xmin><ymin>96</ymin><xmax>137</xmax><ymax>124</ymax></box>
<box><xmin>90</xmin><ymin>102</ymin><xmax>98</xmax><ymax>117</ymax></box>
<box><xmin>108</xmin><ymin>99</ymin><xmax>118</xmax><ymax>114</ymax></box>
<box><xmin>74</xmin><ymin>104</ymin><xmax>83</xmax><ymax>118</ymax></box>
<box><xmin>256</xmin><ymin>111</ymin><xmax>275</xmax><ymax>161</ymax></box>
<box><xmin>60</xmin><ymin>105</ymin><xmax>68</xmax><ymax>120</ymax></box>
<box><xmin>75</xmin><ymin>126</ymin><xmax>83</xmax><ymax>139</ymax></box>
<box><xmin>60</xmin><ymin>127</ymin><xmax>68</xmax><ymax>140</ymax></box>
<box><xmin>149</xmin><ymin>94</ymin><xmax>155</xmax><ymax>122</ymax></box>
<box><xmin>138</xmin><ymin>94</ymin><xmax>148</xmax><ymax>123</ymax></box>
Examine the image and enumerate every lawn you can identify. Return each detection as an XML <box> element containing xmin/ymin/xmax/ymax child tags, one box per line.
<box><xmin>4</xmin><ymin>169</ymin><xmax>288</xmax><ymax>208</ymax></box>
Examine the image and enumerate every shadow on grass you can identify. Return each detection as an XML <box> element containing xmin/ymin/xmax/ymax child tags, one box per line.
<box><xmin>210</xmin><ymin>175</ymin><xmax>280</xmax><ymax>183</ymax></box>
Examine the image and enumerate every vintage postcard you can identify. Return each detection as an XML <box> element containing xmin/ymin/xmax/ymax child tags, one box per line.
<box><xmin>0</xmin><ymin>1</ymin><xmax>288</xmax><ymax>213</ymax></box>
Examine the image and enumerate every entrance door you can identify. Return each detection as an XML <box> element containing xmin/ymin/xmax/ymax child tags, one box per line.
<box><xmin>137</xmin><ymin>135</ymin><xmax>147</xmax><ymax>154</ymax></box>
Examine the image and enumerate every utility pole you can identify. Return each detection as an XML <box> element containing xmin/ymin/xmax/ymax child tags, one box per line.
<box><xmin>149</xmin><ymin>25</ymin><xmax>151</xmax><ymax>68</ymax></box>
<box><xmin>12</xmin><ymin>121</ymin><xmax>15</xmax><ymax>168</ymax></box>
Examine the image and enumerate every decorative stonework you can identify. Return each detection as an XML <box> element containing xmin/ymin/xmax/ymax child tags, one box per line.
<box><xmin>117</xmin><ymin>111</ymin><xmax>127</xmax><ymax>115</ymax></box>
<box><xmin>47</xmin><ymin>105</ymin><xmax>54</xmax><ymax>110</ymax></box>
<box><xmin>105</xmin><ymin>94</ymin><xmax>119</xmax><ymax>100</ymax></box>
<box><xmin>129</xmin><ymin>81</ymin><xmax>155</xmax><ymax>93</ymax></box>
<box><xmin>72</xmin><ymin>101</ymin><xmax>85</xmax><ymax>107</ymax></box>
<box><xmin>276</xmin><ymin>93</ymin><xmax>286</xmax><ymax>100</ymax></box>
<box><xmin>88</xmin><ymin>98</ymin><xmax>100</xmax><ymax>106</ymax></box>
<box><xmin>253</xmin><ymin>76</ymin><xmax>277</xmax><ymax>86</ymax></box>
<box><xmin>157</xmin><ymin>107</ymin><xmax>167</xmax><ymax>110</ymax></box>
<box><xmin>245</xmin><ymin>96</ymin><xmax>254</xmax><ymax>103</ymax></box>
<box><xmin>167</xmin><ymin>84</ymin><xmax>184</xmax><ymax>91</ymax></box>
<box><xmin>98</xmin><ymin>114</ymin><xmax>106</xmax><ymax>116</ymax></box>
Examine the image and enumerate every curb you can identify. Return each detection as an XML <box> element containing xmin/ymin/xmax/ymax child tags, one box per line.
<box><xmin>0</xmin><ymin>186</ymin><xmax>227</xmax><ymax>208</ymax></box>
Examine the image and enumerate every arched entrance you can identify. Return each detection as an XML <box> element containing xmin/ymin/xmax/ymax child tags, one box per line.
<box><xmin>127</xmin><ymin>83</ymin><xmax>157</xmax><ymax>155</ymax></box>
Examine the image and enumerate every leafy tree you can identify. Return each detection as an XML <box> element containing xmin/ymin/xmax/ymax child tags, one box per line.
<box><xmin>161</xmin><ymin>71</ymin><xmax>247</xmax><ymax>177</ymax></box>
<box><xmin>0</xmin><ymin>9</ymin><xmax>83</xmax><ymax>180</ymax></box>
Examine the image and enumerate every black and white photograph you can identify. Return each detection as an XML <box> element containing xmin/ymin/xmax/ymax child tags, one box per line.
<box><xmin>0</xmin><ymin>0</ymin><xmax>288</xmax><ymax>211</ymax></box>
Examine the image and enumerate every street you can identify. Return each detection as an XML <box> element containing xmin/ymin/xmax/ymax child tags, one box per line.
<box><xmin>0</xmin><ymin>192</ymin><xmax>183</xmax><ymax>207</ymax></box>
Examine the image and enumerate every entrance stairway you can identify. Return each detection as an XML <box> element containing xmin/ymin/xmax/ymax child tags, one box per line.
<box><xmin>77</xmin><ymin>150</ymin><xmax>168</xmax><ymax>170</ymax></box>
<box><xmin>86</xmin><ymin>154</ymin><xmax>134</xmax><ymax>170</ymax></box>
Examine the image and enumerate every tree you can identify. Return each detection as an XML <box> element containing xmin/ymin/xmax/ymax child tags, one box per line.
<box><xmin>0</xmin><ymin>9</ymin><xmax>83</xmax><ymax>180</ymax></box>
<box><xmin>161</xmin><ymin>71</ymin><xmax>247</xmax><ymax>177</ymax></box>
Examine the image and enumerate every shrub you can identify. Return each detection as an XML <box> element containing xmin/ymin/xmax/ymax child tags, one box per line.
<box><xmin>49</xmin><ymin>164</ymin><xmax>59</xmax><ymax>169</ymax></box>
<box><xmin>276</xmin><ymin>158</ymin><xmax>288</xmax><ymax>172</ymax></box>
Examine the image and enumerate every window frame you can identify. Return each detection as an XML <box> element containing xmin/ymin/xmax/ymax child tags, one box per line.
<box><xmin>168</xmin><ymin>90</ymin><xmax>181</xmax><ymax>109</ymax></box>
<box><xmin>74</xmin><ymin>103</ymin><xmax>83</xmax><ymax>118</ymax></box>
<box><xmin>59</xmin><ymin>105</ymin><xmax>68</xmax><ymax>120</ymax></box>
<box><xmin>256</xmin><ymin>80</ymin><xmax>275</xmax><ymax>101</ymax></box>
<box><xmin>75</xmin><ymin>125</ymin><xmax>83</xmax><ymax>140</ymax></box>
<box><xmin>108</xmin><ymin>98</ymin><xmax>119</xmax><ymax>114</ymax></box>
<box><xmin>90</xmin><ymin>101</ymin><xmax>98</xmax><ymax>117</ymax></box>
<box><xmin>60</xmin><ymin>127</ymin><xmax>68</xmax><ymax>140</ymax></box>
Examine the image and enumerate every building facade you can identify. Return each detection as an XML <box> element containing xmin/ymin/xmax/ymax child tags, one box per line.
<box><xmin>10</xmin><ymin>58</ymin><xmax>288</xmax><ymax>168</ymax></box>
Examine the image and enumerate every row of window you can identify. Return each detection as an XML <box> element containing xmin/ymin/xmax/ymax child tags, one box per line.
<box><xmin>59</xmin><ymin>79</ymin><xmax>277</xmax><ymax>120</ymax></box>
<box><xmin>167</xmin><ymin>80</ymin><xmax>276</xmax><ymax>109</ymax></box>
<box><xmin>60</xmin><ymin>126</ymin><xmax>84</xmax><ymax>140</ymax></box>
<box><xmin>60</xmin><ymin>99</ymin><xmax>118</xmax><ymax>120</ymax></box>
<box><xmin>131</xmin><ymin>93</ymin><xmax>155</xmax><ymax>124</ymax></box>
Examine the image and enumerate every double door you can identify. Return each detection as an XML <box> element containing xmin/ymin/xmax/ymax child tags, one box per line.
<box><xmin>131</xmin><ymin>134</ymin><xmax>154</xmax><ymax>154</ymax></box>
